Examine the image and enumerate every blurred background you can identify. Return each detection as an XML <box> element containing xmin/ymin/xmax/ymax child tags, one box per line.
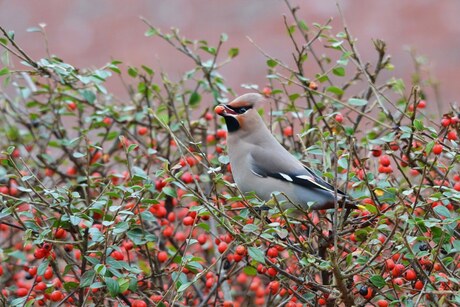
<box><xmin>1</xmin><ymin>0</ymin><xmax>459</xmax><ymax>113</ymax></box>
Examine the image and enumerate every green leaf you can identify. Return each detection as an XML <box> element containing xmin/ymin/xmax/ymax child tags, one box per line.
<box><xmin>118</xmin><ymin>278</ymin><xmax>130</xmax><ymax>293</ymax></box>
<box><xmin>0</xmin><ymin>67</ymin><xmax>9</xmax><ymax>76</ymax></box>
<box><xmin>178</xmin><ymin>281</ymin><xmax>193</xmax><ymax>292</ymax></box>
<box><xmin>266</xmin><ymin>59</ymin><xmax>278</xmax><ymax>68</ymax></box>
<box><xmin>242</xmin><ymin>224</ymin><xmax>258</xmax><ymax>232</ymax></box>
<box><xmin>413</xmin><ymin>119</ymin><xmax>424</xmax><ymax>131</ymax></box>
<box><xmin>370</xmin><ymin>275</ymin><xmax>386</xmax><ymax>288</ymax></box>
<box><xmin>81</xmin><ymin>90</ymin><xmax>96</xmax><ymax>104</ymax></box>
<box><xmin>243</xmin><ymin>266</ymin><xmax>258</xmax><ymax>276</ymax></box>
<box><xmin>113</xmin><ymin>221</ymin><xmax>130</xmax><ymax>235</ymax></box>
<box><xmin>70</xmin><ymin>215</ymin><xmax>81</xmax><ymax>226</ymax></box>
<box><xmin>105</xmin><ymin>278</ymin><xmax>120</xmax><ymax>297</ymax></box>
<box><xmin>162</xmin><ymin>186</ymin><xmax>177</xmax><ymax>198</ymax></box>
<box><xmin>326</xmin><ymin>86</ymin><xmax>344</xmax><ymax>96</ymax></box>
<box><xmin>228</xmin><ymin>48</ymin><xmax>239</xmax><ymax>58</ymax></box>
<box><xmin>64</xmin><ymin>281</ymin><xmax>79</xmax><ymax>292</ymax></box>
<box><xmin>348</xmin><ymin>98</ymin><xmax>368</xmax><ymax>106</ymax></box>
<box><xmin>37</xmin><ymin>259</ymin><xmax>50</xmax><ymax>276</ymax></box>
<box><xmin>145</xmin><ymin>27</ymin><xmax>158</xmax><ymax>37</ymax></box>
<box><xmin>453</xmin><ymin>240</ymin><xmax>460</xmax><ymax>252</ymax></box>
<box><xmin>127</xmin><ymin>144</ymin><xmax>138</xmax><ymax>153</ymax></box>
<box><xmin>220</xmin><ymin>33</ymin><xmax>228</xmax><ymax>42</ymax></box>
<box><xmin>298</xmin><ymin>20</ymin><xmax>309</xmax><ymax>31</ymax></box>
<box><xmin>433</xmin><ymin>205</ymin><xmax>450</xmax><ymax>218</ymax></box>
<box><xmin>248</xmin><ymin>246</ymin><xmax>265</xmax><ymax>264</ymax></box>
<box><xmin>332</xmin><ymin>67</ymin><xmax>345</xmax><ymax>77</ymax></box>
<box><xmin>218</xmin><ymin>155</ymin><xmax>229</xmax><ymax>165</ymax></box>
<box><xmin>73</xmin><ymin>152</ymin><xmax>86</xmax><ymax>158</ymax></box>
<box><xmin>80</xmin><ymin>270</ymin><xmax>96</xmax><ymax>287</ymax></box>
<box><xmin>127</xmin><ymin>67</ymin><xmax>138</xmax><ymax>78</ymax></box>
<box><xmin>189</xmin><ymin>92</ymin><xmax>201</xmax><ymax>108</ymax></box>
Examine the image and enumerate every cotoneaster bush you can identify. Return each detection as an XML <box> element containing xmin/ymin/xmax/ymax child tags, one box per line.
<box><xmin>0</xmin><ymin>3</ymin><xmax>459</xmax><ymax>307</ymax></box>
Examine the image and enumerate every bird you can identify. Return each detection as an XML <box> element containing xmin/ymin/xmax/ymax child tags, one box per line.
<box><xmin>214</xmin><ymin>93</ymin><xmax>354</xmax><ymax>211</ymax></box>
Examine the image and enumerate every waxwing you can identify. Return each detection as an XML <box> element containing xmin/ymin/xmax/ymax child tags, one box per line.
<box><xmin>215</xmin><ymin>93</ymin><xmax>354</xmax><ymax>210</ymax></box>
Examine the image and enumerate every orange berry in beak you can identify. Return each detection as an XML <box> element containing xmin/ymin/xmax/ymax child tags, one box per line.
<box><xmin>214</xmin><ymin>105</ymin><xmax>225</xmax><ymax>115</ymax></box>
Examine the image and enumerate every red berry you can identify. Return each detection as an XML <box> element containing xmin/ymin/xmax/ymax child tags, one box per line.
<box><xmin>268</xmin><ymin>280</ymin><xmax>280</xmax><ymax>294</ymax></box>
<box><xmin>163</xmin><ymin>226</ymin><xmax>173</xmax><ymax>237</ymax></box>
<box><xmin>181</xmin><ymin>172</ymin><xmax>194</xmax><ymax>184</ymax></box>
<box><xmin>44</xmin><ymin>168</ymin><xmax>55</xmax><ymax>177</ymax></box>
<box><xmin>197</xmin><ymin>234</ymin><xmax>207</xmax><ymax>245</ymax></box>
<box><xmin>441</xmin><ymin>117</ymin><xmax>451</xmax><ymax>127</ymax></box>
<box><xmin>433</xmin><ymin>144</ymin><xmax>443</xmax><ymax>155</ymax></box>
<box><xmin>67</xmin><ymin>101</ymin><xmax>77</xmax><ymax>111</ymax></box>
<box><xmin>262</xmin><ymin>87</ymin><xmax>272</xmax><ymax>97</ymax></box>
<box><xmin>218</xmin><ymin>242</ymin><xmax>228</xmax><ymax>253</ymax></box>
<box><xmin>0</xmin><ymin>186</ymin><xmax>9</xmax><ymax>194</ymax></box>
<box><xmin>309</xmin><ymin>81</ymin><xmax>318</xmax><ymax>90</ymax></box>
<box><xmin>447</xmin><ymin>130</ymin><xmax>458</xmax><ymax>141</ymax></box>
<box><xmin>267</xmin><ymin>247</ymin><xmax>279</xmax><ymax>258</ymax></box>
<box><xmin>67</xmin><ymin>166</ymin><xmax>77</xmax><ymax>176</ymax></box>
<box><xmin>34</xmin><ymin>248</ymin><xmax>47</xmax><ymax>259</ymax></box>
<box><xmin>371</xmin><ymin>147</ymin><xmax>382</xmax><ymax>157</ymax></box>
<box><xmin>55</xmin><ymin>228</ymin><xmax>67</xmax><ymax>239</ymax></box>
<box><xmin>102</xmin><ymin>117</ymin><xmax>113</xmax><ymax>125</ymax></box>
<box><xmin>223</xmin><ymin>301</ymin><xmax>234</xmax><ymax>307</ymax></box>
<box><xmin>379</xmin><ymin>155</ymin><xmax>391</xmax><ymax>167</ymax></box>
<box><xmin>414</xmin><ymin>279</ymin><xmax>424</xmax><ymax>290</ymax></box>
<box><xmin>132</xmin><ymin>300</ymin><xmax>147</xmax><ymax>307</ymax></box>
<box><xmin>17</xmin><ymin>288</ymin><xmax>28</xmax><ymax>297</ymax></box>
<box><xmin>50</xmin><ymin>290</ymin><xmax>63</xmax><ymax>302</ymax></box>
<box><xmin>28</xmin><ymin>266</ymin><xmax>38</xmax><ymax>276</ymax></box>
<box><xmin>216</xmin><ymin>129</ymin><xmax>227</xmax><ymax>139</ymax></box>
<box><xmin>205</xmin><ymin>278</ymin><xmax>214</xmax><ymax>288</ymax></box>
<box><xmin>137</xmin><ymin>126</ymin><xmax>148</xmax><ymax>135</ymax></box>
<box><xmin>35</xmin><ymin>282</ymin><xmax>47</xmax><ymax>291</ymax></box>
<box><xmin>392</xmin><ymin>264</ymin><xmax>405</xmax><ymax>277</ymax></box>
<box><xmin>157</xmin><ymin>251</ymin><xmax>168</xmax><ymax>263</ymax></box>
<box><xmin>111</xmin><ymin>250</ymin><xmax>124</xmax><ymax>261</ymax></box>
<box><xmin>335</xmin><ymin>113</ymin><xmax>343</xmax><ymax>123</ymax></box>
<box><xmin>377</xmin><ymin>299</ymin><xmax>389</xmax><ymax>307</ymax></box>
<box><xmin>417</xmin><ymin>100</ymin><xmax>426</xmax><ymax>109</ymax></box>
<box><xmin>43</xmin><ymin>267</ymin><xmax>53</xmax><ymax>279</ymax></box>
<box><xmin>183</xmin><ymin>216</ymin><xmax>194</xmax><ymax>226</ymax></box>
<box><xmin>267</xmin><ymin>267</ymin><xmax>277</xmax><ymax>277</ymax></box>
<box><xmin>235</xmin><ymin>245</ymin><xmax>246</xmax><ymax>255</ymax></box>
<box><xmin>385</xmin><ymin>259</ymin><xmax>395</xmax><ymax>271</ymax></box>
<box><xmin>454</xmin><ymin>182</ymin><xmax>460</xmax><ymax>191</ymax></box>
<box><xmin>393</xmin><ymin>277</ymin><xmax>403</xmax><ymax>285</ymax></box>
<box><xmin>123</xmin><ymin>241</ymin><xmax>134</xmax><ymax>251</ymax></box>
<box><xmin>204</xmin><ymin>112</ymin><xmax>213</xmax><ymax>121</ymax></box>
<box><xmin>283</xmin><ymin>126</ymin><xmax>293</xmax><ymax>137</ymax></box>
<box><xmin>404</xmin><ymin>269</ymin><xmax>417</xmax><ymax>280</ymax></box>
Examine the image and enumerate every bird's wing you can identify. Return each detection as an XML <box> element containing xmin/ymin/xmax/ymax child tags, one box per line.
<box><xmin>249</xmin><ymin>146</ymin><xmax>345</xmax><ymax>195</ymax></box>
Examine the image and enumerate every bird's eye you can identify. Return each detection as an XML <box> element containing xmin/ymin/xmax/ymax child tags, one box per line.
<box><xmin>238</xmin><ymin>107</ymin><xmax>247</xmax><ymax>114</ymax></box>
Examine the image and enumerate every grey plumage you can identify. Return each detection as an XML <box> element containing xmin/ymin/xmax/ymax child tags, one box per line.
<box><xmin>215</xmin><ymin>93</ymin><xmax>353</xmax><ymax>211</ymax></box>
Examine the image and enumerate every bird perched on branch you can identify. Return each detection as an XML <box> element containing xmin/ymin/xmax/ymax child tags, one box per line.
<box><xmin>214</xmin><ymin>93</ymin><xmax>354</xmax><ymax>211</ymax></box>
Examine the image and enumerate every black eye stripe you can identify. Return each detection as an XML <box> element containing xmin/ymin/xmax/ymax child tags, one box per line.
<box><xmin>227</xmin><ymin>105</ymin><xmax>252</xmax><ymax>114</ymax></box>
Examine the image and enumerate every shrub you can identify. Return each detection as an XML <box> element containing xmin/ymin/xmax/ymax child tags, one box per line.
<box><xmin>0</xmin><ymin>4</ymin><xmax>459</xmax><ymax>307</ymax></box>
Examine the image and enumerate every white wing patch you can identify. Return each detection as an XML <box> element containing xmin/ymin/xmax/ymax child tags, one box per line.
<box><xmin>279</xmin><ymin>173</ymin><xmax>293</xmax><ymax>182</ymax></box>
<box><xmin>296</xmin><ymin>175</ymin><xmax>315</xmax><ymax>181</ymax></box>
<box><xmin>251</xmin><ymin>169</ymin><xmax>264</xmax><ymax>178</ymax></box>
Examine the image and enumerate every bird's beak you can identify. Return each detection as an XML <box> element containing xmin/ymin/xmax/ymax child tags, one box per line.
<box><xmin>214</xmin><ymin>105</ymin><xmax>237</xmax><ymax>117</ymax></box>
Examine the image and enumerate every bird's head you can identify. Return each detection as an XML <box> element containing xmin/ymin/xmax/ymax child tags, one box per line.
<box><xmin>214</xmin><ymin>93</ymin><xmax>266</xmax><ymax>133</ymax></box>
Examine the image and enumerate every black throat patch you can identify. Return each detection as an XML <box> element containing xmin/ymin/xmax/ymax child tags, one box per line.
<box><xmin>224</xmin><ymin>116</ymin><xmax>240</xmax><ymax>132</ymax></box>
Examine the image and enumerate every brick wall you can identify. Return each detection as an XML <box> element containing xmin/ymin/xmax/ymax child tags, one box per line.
<box><xmin>1</xmin><ymin>0</ymin><xmax>458</xmax><ymax>113</ymax></box>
